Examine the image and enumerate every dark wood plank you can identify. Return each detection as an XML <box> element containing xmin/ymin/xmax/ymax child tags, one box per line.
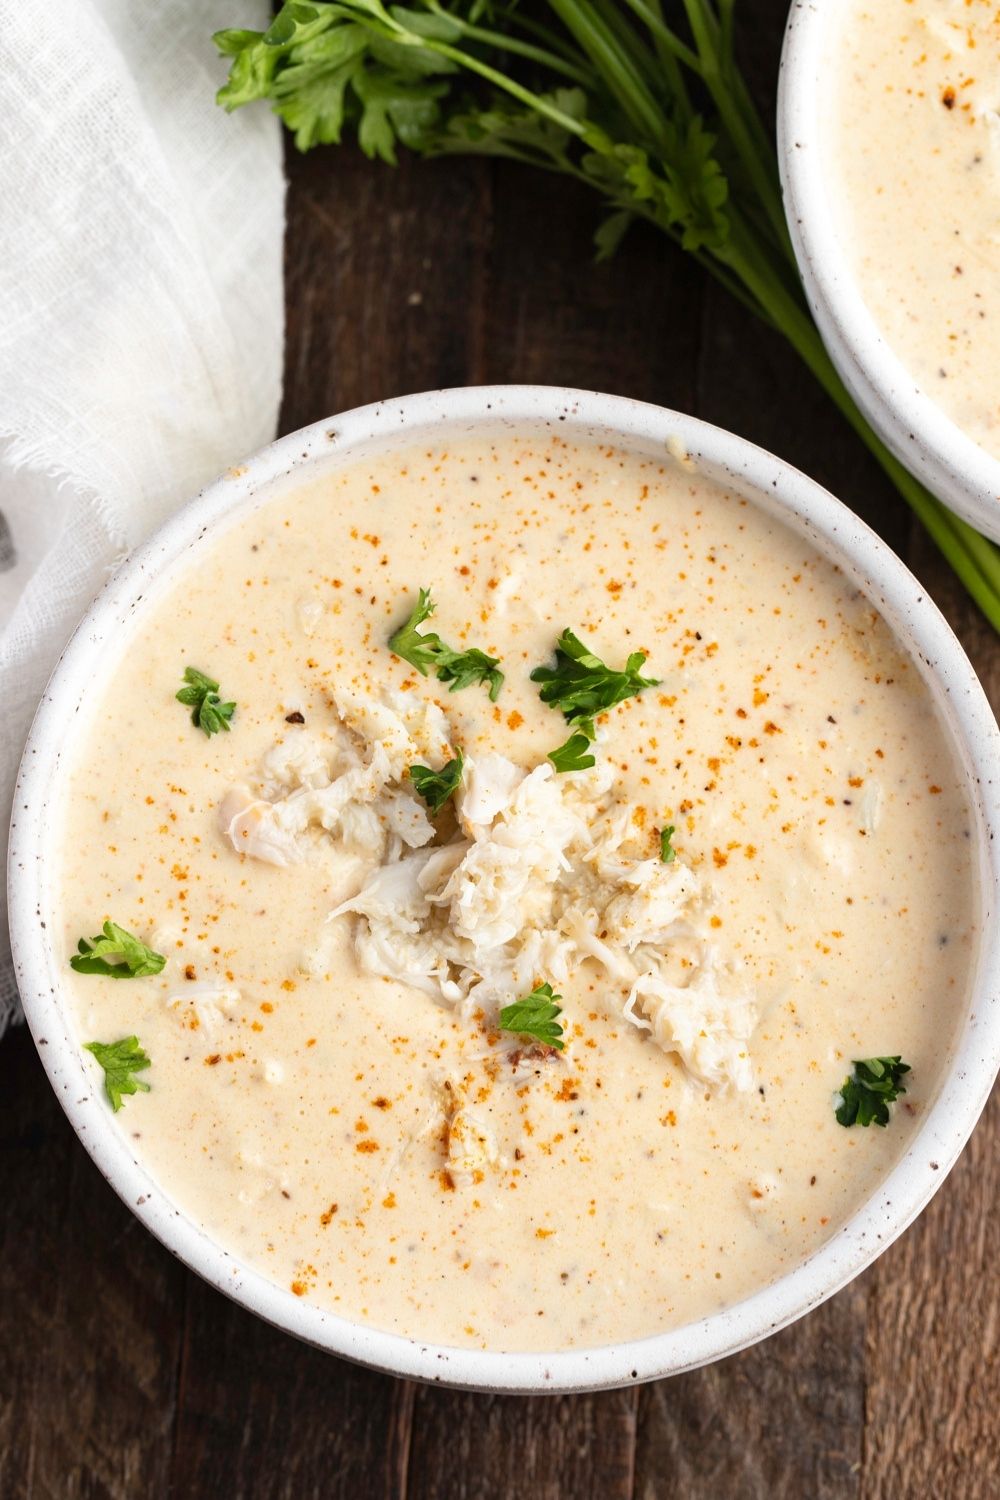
<box><xmin>0</xmin><ymin>1027</ymin><xmax>185</xmax><ymax>1499</ymax></box>
<box><xmin>475</xmin><ymin>163</ymin><xmax>703</xmax><ymax>409</ymax></box>
<box><xmin>170</xmin><ymin>1280</ymin><xmax>414</xmax><ymax>1500</ymax></box>
<box><xmin>406</xmin><ymin>1388</ymin><xmax>637</xmax><ymax>1500</ymax></box>
<box><xmin>279</xmin><ymin>146</ymin><xmax>491</xmax><ymax>430</ymax></box>
<box><xmin>862</xmin><ymin>1092</ymin><xmax>1000</xmax><ymax>1500</ymax></box>
<box><xmin>634</xmin><ymin>1280</ymin><xmax>866</xmax><ymax>1499</ymax></box>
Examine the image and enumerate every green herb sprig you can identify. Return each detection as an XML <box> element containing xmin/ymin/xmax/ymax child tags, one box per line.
<box><xmin>410</xmin><ymin>750</ymin><xmax>465</xmax><ymax>811</ymax></box>
<box><xmin>835</xmin><ymin>1056</ymin><xmax>911</xmax><ymax>1128</ymax></box>
<box><xmin>548</xmin><ymin>728</ymin><xmax>596</xmax><ymax>773</ymax></box>
<box><xmin>531</xmin><ymin>627</ymin><xmax>657</xmax><ymax>769</ymax></box>
<box><xmin>659</xmin><ymin>825</ymin><xmax>676</xmax><ymax>863</ymax></box>
<box><xmin>213</xmin><ymin>1</ymin><xmax>1000</xmax><ymax>633</ymax></box>
<box><xmin>499</xmin><ymin>981</ymin><xmax>565</xmax><ymax>1050</ymax></box>
<box><xmin>177</xmin><ymin>667</ymin><xmax>236</xmax><ymax>736</ymax></box>
<box><xmin>70</xmin><ymin>922</ymin><xmax>166</xmax><ymax>979</ymax></box>
<box><xmin>389</xmin><ymin>588</ymin><xmax>503</xmax><ymax>700</ymax></box>
<box><xmin>85</xmin><ymin>1036</ymin><xmax>152</xmax><ymax>1112</ymax></box>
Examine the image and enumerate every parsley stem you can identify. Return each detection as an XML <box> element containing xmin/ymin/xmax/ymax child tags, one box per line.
<box><xmin>507</xmin><ymin>11</ymin><xmax>604</xmax><ymax>71</ymax></box>
<box><xmin>424</xmin><ymin>2</ymin><xmax>597</xmax><ymax>85</ymax></box>
<box><xmin>676</xmin><ymin>3</ymin><xmax>791</xmax><ymax>255</ymax></box>
<box><xmin>585</xmin><ymin>0</ymin><xmax>671</xmax><ymax>99</ymax></box>
<box><xmin>625</xmin><ymin>0</ymin><xmax>696</xmax><ymax>114</ymax></box>
<box><xmin>610</xmin><ymin>0</ymin><xmax>701</xmax><ymax>77</ymax></box>
<box><xmin>546</xmin><ymin>0</ymin><xmax>671</xmax><ymax>148</ymax></box>
<box><xmin>412</xmin><ymin>35</ymin><xmax>593</xmax><ymax>137</ymax></box>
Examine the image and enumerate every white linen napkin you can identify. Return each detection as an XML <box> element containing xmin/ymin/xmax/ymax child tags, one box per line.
<box><xmin>0</xmin><ymin>0</ymin><xmax>285</xmax><ymax>1036</ymax></box>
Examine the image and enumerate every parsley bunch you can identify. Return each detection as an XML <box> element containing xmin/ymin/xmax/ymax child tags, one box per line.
<box><xmin>214</xmin><ymin>0</ymin><xmax>1000</xmax><ymax>631</ymax></box>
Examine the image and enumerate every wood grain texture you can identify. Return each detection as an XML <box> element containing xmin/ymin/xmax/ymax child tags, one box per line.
<box><xmin>279</xmin><ymin>150</ymin><xmax>490</xmax><ymax>430</ymax></box>
<box><xmin>169</xmin><ymin>1277</ymin><xmax>414</xmax><ymax>1500</ymax></box>
<box><xmin>634</xmin><ymin>1279</ymin><xmax>866</xmax><ymax>1499</ymax></box>
<box><xmin>0</xmin><ymin>1027</ymin><xmax>186</xmax><ymax>1499</ymax></box>
<box><xmin>405</xmin><ymin>1387</ymin><xmax>638</xmax><ymax>1500</ymax></box>
<box><xmin>1</xmin><ymin>1</ymin><xmax>998</xmax><ymax>1494</ymax></box>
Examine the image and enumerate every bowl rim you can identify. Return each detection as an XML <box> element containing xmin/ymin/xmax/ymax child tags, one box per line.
<box><xmin>8</xmin><ymin>382</ymin><xmax>1000</xmax><ymax>1394</ymax></box>
<box><xmin>778</xmin><ymin>0</ymin><xmax>1000</xmax><ymax>542</ymax></box>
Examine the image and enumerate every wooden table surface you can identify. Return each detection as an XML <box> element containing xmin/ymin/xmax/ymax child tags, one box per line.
<box><xmin>2</xmin><ymin>3</ymin><xmax>999</xmax><ymax>1495</ymax></box>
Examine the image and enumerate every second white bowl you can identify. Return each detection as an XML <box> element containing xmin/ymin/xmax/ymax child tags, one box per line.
<box><xmin>779</xmin><ymin>0</ymin><xmax>1000</xmax><ymax>543</ymax></box>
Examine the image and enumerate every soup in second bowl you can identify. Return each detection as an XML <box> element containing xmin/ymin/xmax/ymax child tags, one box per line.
<box><xmin>822</xmin><ymin>0</ymin><xmax>1000</xmax><ymax>463</ymax></box>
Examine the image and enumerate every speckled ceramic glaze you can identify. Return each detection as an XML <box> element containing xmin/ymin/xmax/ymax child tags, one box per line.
<box><xmin>778</xmin><ymin>0</ymin><xmax>1000</xmax><ymax>543</ymax></box>
<box><xmin>8</xmin><ymin>387</ymin><xmax>1000</xmax><ymax>1393</ymax></box>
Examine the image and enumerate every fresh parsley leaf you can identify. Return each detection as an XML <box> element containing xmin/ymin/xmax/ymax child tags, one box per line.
<box><xmin>409</xmin><ymin>751</ymin><xmax>464</xmax><ymax>812</ymax></box>
<box><xmin>85</xmin><ymin>1036</ymin><xmax>152</xmax><ymax>1112</ymax></box>
<box><xmin>531</xmin><ymin>627</ymin><xmax>659</xmax><ymax>724</ymax></box>
<box><xmin>499</xmin><ymin>982</ymin><xmax>565</xmax><ymax>1051</ymax></box>
<box><xmin>176</xmin><ymin>666</ymin><xmax>236</xmax><ymax>736</ymax></box>
<box><xmin>659</xmin><ymin>825</ymin><xmax>676</xmax><ymax>863</ymax></box>
<box><xmin>532</xmin><ymin>627</ymin><xmax>658</xmax><ymax>769</ymax></box>
<box><xmin>388</xmin><ymin>588</ymin><xmax>504</xmax><ymax>700</ymax></box>
<box><xmin>388</xmin><ymin>587</ymin><xmax>439</xmax><ymax>671</ymax></box>
<box><xmin>432</xmin><ymin>86</ymin><xmax>589</xmax><ymax>171</ymax></box>
<box><xmin>70</xmin><ymin>922</ymin><xmax>166</xmax><ymax>979</ymax></box>
<box><xmin>835</xmin><ymin>1056</ymin><xmax>911</xmax><ymax>1128</ymax></box>
<box><xmin>214</xmin><ymin>4</ymin><xmax>455</xmax><ymax>159</ymax></box>
<box><xmin>435</xmin><ymin>647</ymin><xmax>504</xmax><ymax>697</ymax></box>
<box><xmin>548</xmin><ymin>728</ymin><xmax>596</xmax><ymax>773</ymax></box>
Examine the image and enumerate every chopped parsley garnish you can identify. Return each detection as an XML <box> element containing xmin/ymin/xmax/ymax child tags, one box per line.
<box><xmin>499</xmin><ymin>982</ymin><xmax>565</xmax><ymax>1051</ymax></box>
<box><xmin>659</xmin><ymin>825</ymin><xmax>676</xmax><ymax>863</ymax></box>
<box><xmin>176</xmin><ymin>666</ymin><xmax>236</xmax><ymax>736</ymax></box>
<box><xmin>410</xmin><ymin>751</ymin><xmax>464</xmax><ymax>813</ymax></box>
<box><xmin>531</xmin><ymin>628</ymin><xmax>658</xmax><ymax>770</ymax></box>
<box><xmin>389</xmin><ymin>588</ymin><xmax>503</xmax><ymax>701</ymax></box>
<box><xmin>85</xmin><ymin>1036</ymin><xmax>152</xmax><ymax>1112</ymax></box>
<box><xmin>70</xmin><ymin>922</ymin><xmax>166</xmax><ymax>979</ymax></box>
<box><xmin>835</xmin><ymin>1056</ymin><xmax>911</xmax><ymax>1128</ymax></box>
<box><xmin>548</xmin><ymin>730</ymin><xmax>597</xmax><ymax>774</ymax></box>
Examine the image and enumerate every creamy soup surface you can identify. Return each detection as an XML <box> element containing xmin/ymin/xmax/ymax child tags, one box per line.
<box><xmin>58</xmin><ymin>434</ymin><xmax>977</xmax><ymax>1352</ymax></box>
<box><xmin>824</xmin><ymin>0</ymin><xmax>1000</xmax><ymax>461</ymax></box>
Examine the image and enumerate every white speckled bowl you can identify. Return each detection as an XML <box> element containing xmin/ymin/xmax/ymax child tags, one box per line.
<box><xmin>779</xmin><ymin>0</ymin><xmax>1000</xmax><ymax>543</ymax></box>
<box><xmin>8</xmin><ymin>386</ymin><xmax>1000</xmax><ymax>1392</ymax></box>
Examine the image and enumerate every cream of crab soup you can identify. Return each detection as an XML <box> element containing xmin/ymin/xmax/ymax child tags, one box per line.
<box><xmin>823</xmin><ymin>0</ymin><xmax>1000</xmax><ymax>461</ymax></box>
<box><xmin>58</xmin><ymin>433</ymin><xmax>976</xmax><ymax>1352</ymax></box>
